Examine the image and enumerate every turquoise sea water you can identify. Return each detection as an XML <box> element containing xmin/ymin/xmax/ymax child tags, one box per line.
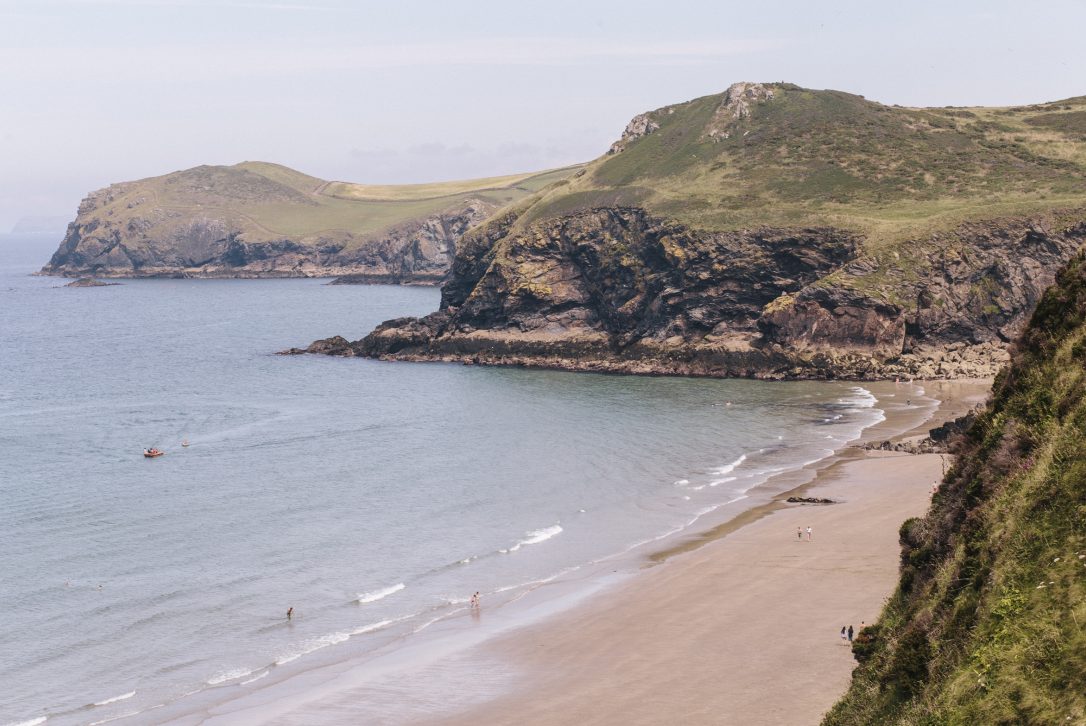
<box><xmin>0</xmin><ymin>235</ymin><xmax>885</xmax><ymax>725</ymax></box>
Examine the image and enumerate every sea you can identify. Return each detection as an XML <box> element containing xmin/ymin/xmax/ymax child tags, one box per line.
<box><xmin>0</xmin><ymin>234</ymin><xmax>889</xmax><ymax>725</ymax></box>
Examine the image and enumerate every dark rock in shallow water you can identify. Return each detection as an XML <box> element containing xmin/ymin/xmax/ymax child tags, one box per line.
<box><xmin>277</xmin><ymin>335</ymin><xmax>357</xmax><ymax>356</ymax></box>
<box><xmin>64</xmin><ymin>277</ymin><xmax>120</xmax><ymax>287</ymax></box>
<box><xmin>786</xmin><ymin>496</ymin><xmax>835</xmax><ymax>504</ymax></box>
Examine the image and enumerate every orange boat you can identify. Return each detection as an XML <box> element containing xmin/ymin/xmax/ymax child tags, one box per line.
<box><xmin>143</xmin><ymin>449</ymin><xmax>164</xmax><ymax>458</ymax></box>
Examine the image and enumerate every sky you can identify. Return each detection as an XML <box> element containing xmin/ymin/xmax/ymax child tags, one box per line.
<box><xmin>1</xmin><ymin>0</ymin><xmax>1084</xmax><ymax>231</ymax></box>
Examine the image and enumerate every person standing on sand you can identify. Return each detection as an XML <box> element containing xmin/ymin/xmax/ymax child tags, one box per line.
<box><xmin>847</xmin><ymin>625</ymin><xmax>854</xmax><ymax>642</ymax></box>
<box><xmin>840</xmin><ymin>626</ymin><xmax>847</xmax><ymax>644</ymax></box>
<box><xmin>797</xmin><ymin>526</ymin><xmax>803</xmax><ymax>541</ymax></box>
<box><xmin>806</xmin><ymin>526</ymin><xmax>812</xmax><ymax>541</ymax></box>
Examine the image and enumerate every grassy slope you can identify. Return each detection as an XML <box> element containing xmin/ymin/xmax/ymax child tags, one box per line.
<box><xmin>824</xmin><ymin>252</ymin><xmax>1086</xmax><ymax>725</ymax></box>
<box><xmin>493</xmin><ymin>84</ymin><xmax>1086</xmax><ymax>303</ymax></box>
<box><xmin>83</xmin><ymin>162</ymin><xmax>581</xmax><ymax>250</ymax></box>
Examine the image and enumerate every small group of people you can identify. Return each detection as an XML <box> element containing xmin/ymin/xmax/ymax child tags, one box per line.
<box><xmin>840</xmin><ymin>621</ymin><xmax>865</xmax><ymax>644</ymax></box>
<box><xmin>796</xmin><ymin>526</ymin><xmax>812</xmax><ymax>541</ymax></box>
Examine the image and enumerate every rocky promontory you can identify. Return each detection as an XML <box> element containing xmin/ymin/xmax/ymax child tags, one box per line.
<box><xmin>294</xmin><ymin>83</ymin><xmax>1086</xmax><ymax>380</ymax></box>
<box><xmin>40</xmin><ymin>162</ymin><xmax>578</xmax><ymax>281</ymax></box>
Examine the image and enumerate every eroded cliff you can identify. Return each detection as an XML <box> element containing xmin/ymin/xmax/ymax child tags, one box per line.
<box><xmin>295</xmin><ymin>83</ymin><xmax>1086</xmax><ymax>378</ymax></box>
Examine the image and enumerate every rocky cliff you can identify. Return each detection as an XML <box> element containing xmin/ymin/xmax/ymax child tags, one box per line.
<box><xmin>296</xmin><ymin>83</ymin><xmax>1086</xmax><ymax>379</ymax></box>
<box><xmin>824</xmin><ymin>251</ymin><xmax>1086</xmax><ymax>724</ymax></box>
<box><xmin>41</xmin><ymin>162</ymin><xmax>578</xmax><ymax>281</ymax></box>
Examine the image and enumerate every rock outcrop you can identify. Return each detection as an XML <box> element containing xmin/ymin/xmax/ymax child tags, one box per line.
<box><xmin>312</xmin><ymin>207</ymin><xmax>1084</xmax><ymax>380</ymax></box>
<box><xmin>63</xmin><ymin>277</ymin><xmax>120</xmax><ymax>287</ymax></box>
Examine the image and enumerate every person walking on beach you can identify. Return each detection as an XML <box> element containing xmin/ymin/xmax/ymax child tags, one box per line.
<box><xmin>806</xmin><ymin>526</ymin><xmax>812</xmax><ymax>541</ymax></box>
<box><xmin>470</xmin><ymin>592</ymin><xmax>480</xmax><ymax>609</ymax></box>
<box><xmin>797</xmin><ymin>526</ymin><xmax>803</xmax><ymax>541</ymax></box>
<box><xmin>847</xmin><ymin>625</ymin><xmax>854</xmax><ymax>643</ymax></box>
<box><xmin>840</xmin><ymin>626</ymin><xmax>847</xmax><ymax>644</ymax></box>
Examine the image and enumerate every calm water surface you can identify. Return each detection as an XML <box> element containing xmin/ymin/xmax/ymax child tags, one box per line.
<box><xmin>0</xmin><ymin>235</ymin><xmax>883</xmax><ymax>725</ymax></box>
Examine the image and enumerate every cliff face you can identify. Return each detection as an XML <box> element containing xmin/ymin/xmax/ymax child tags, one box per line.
<box><xmin>298</xmin><ymin>82</ymin><xmax>1086</xmax><ymax>378</ymax></box>
<box><xmin>327</xmin><ymin>207</ymin><xmax>1084</xmax><ymax>379</ymax></box>
<box><xmin>39</xmin><ymin>162</ymin><xmax>578</xmax><ymax>281</ymax></box>
<box><xmin>824</xmin><ymin>252</ymin><xmax>1086</xmax><ymax>724</ymax></box>
<box><xmin>44</xmin><ymin>189</ymin><xmax>488</xmax><ymax>281</ymax></box>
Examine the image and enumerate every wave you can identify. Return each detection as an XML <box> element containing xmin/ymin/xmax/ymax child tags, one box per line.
<box><xmin>844</xmin><ymin>386</ymin><xmax>877</xmax><ymax>409</ymax></box>
<box><xmin>356</xmin><ymin>582</ymin><xmax>405</xmax><ymax>603</ymax></box>
<box><xmin>207</xmin><ymin>668</ymin><xmax>254</xmax><ymax>685</ymax></box>
<box><xmin>673</xmin><ymin>479</ymin><xmax>689</xmax><ymax>486</ymax></box>
<box><xmin>274</xmin><ymin>616</ymin><xmax>407</xmax><ymax>667</ymax></box>
<box><xmin>709</xmin><ymin>476</ymin><xmax>736</xmax><ymax>487</ymax></box>
<box><xmin>240</xmin><ymin>671</ymin><xmax>269</xmax><ymax>685</ymax></box>
<box><xmin>4</xmin><ymin>718</ymin><xmax>47</xmax><ymax>726</ymax></box>
<box><xmin>711</xmin><ymin>453</ymin><xmax>747</xmax><ymax>476</ymax></box>
<box><xmin>92</xmin><ymin>691</ymin><xmax>135</xmax><ymax>707</ymax></box>
<box><xmin>88</xmin><ymin>713</ymin><xmax>140</xmax><ymax>726</ymax></box>
<box><xmin>500</xmin><ymin>524</ymin><xmax>563</xmax><ymax>553</ymax></box>
<box><xmin>275</xmin><ymin>632</ymin><xmax>350</xmax><ymax>665</ymax></box>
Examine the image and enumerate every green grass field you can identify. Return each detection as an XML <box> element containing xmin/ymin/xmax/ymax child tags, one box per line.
<box><xmin>80</xmin><ymin>161</ymin><xmax>583</xmax><ymax>250</ymax></box>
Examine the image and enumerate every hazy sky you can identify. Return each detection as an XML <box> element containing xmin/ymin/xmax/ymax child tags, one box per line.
<box><xmin>1</xmin><ymin>0</ymin><xmax>1084</xmax><ymax>230</ymax></box>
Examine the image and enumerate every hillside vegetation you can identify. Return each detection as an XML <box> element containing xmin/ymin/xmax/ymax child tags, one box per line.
<box><xmin>824</xmin><ymin>252</ymin><xmax>1086</xmax><ymax>724</ymax></box>
<box><xmin>335</xmin><ymin>83</ymin><xmax>1086</xmax><ymax>379</ymax></box>
<box><xmin>42</xmin><ymin>162</ymin><xmax>579</xmax><ymax>279</ymax></box>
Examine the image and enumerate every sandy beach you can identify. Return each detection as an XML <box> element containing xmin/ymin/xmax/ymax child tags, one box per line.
<box><xmin>170</xmin><ymin>380</ymin><xmax>990</xmax><ymax>726</ymax></box>
<box><xmin>425</xmin><ymin>380</ymin><xmax>990</xmax><ymax>726</ymax></box>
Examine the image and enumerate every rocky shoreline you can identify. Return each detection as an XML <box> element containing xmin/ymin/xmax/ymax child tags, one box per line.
<box><xmin>283</xmin><ymin>205</ymin><xmax>1081</xmax><ymax>381</ymax></box>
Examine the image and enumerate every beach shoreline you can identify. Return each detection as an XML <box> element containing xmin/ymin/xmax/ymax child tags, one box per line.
<box><xmin>160</xmin><ymin>378</ymin><xmax>989</xmax><ymax>725</ymax></box>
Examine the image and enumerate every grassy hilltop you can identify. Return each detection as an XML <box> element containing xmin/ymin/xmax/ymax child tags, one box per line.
<box><xmin>825</xmin><ymin>252</ymin><xmax>1086</xmax><ymax>724</ymax></box>
<box><xmin>518</xmin><ymin>82</ymin><xmax>1086</xmax><ymax>238</ymax></box>
<box><xmin>342</xmin><ymin>82</ymin><xmax>1086</xmax><ymax>379</ymax></box>
<box><xmin>42</xmin><ymin>161</ymin><xmax>579</xmax><ymax>278</ymax></box>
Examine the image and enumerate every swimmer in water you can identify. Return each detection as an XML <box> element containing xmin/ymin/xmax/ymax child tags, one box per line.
<box><xmin>287</xmin><ymin>607</ymin><xmax>293</xmax><ymax>620</ymax></box>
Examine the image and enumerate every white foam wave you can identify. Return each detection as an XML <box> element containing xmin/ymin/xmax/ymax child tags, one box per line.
<box><xmin>207</xmin><ymin>668</ymin><xmax>254</xmax><ymax>685</ymax></box>
<box><xmin>709</xmin><ymin>476</ymin><xmax>737</xmax><ymax>487</ymax></box>
<box><xmin>240</xmin><ymin>671</ymin><xmax>269</xmax><ymax>685</ymax></box>
<box><xmin>4</xmin><ymin>718</ymin><xmax>47</xmax><ymax>726</ymax></box>
<box><xmin>93</xmin><ymin>692</ymin><xmax>135</xmax><ymax>707</ymax></box>
<box><xmin>711</xmin><ymin>453</ymin><xmax>746</xmax><ymax>476</ymax></box>
<box><xmin>274</xmin><ymin>632</ymin><xmax>349</xmax><ymax>665</ymax></box>
<box><xmin>845</xmin><ymin>386</ymin><xmax>877</xmax><ymax>408</ymax></box>
<box><xmin>356</xmin><ymin>582</ymin><xmax>404</xmax><ymax>603</ymax></box>
<box><xmin>89</xmin><ymin>713</ymin><xmax>139</xmax><ymax>726</ymax></box>
<box><xmin>348</xmin><ymin>617</ymin><xmax>399</xmax><ymax>636</ymax></box>
<box><xmin>673</xmin><ymin>479</ymin><xmax>690</xmax><ymax>486</ymax></box>
<box><xmin>501</xmin><ymin>524</ymin><xmax>563</xmax><ymax>553</ymax></box>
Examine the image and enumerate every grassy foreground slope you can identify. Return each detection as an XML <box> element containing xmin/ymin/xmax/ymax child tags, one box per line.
<box><xmin>824</xmin><ymin>253</ymin><xmax>1086</xmax><ymax>725</ymax></box>
<box><xmin>42</xmin><ymin>162</ymin><xmax>579</xmax><ymax>278</ymax></box>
